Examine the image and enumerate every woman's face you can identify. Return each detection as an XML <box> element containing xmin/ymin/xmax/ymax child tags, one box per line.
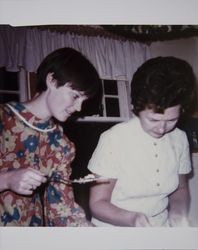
<box><xmin>46</xmin><ymin>82</ymin><xmax>88</xmax><ymax>122</ymax></box>
<box><xmin>138</xmin><ymin>105</ymin><xmax>181</xmax><ymax>138</ymax></box>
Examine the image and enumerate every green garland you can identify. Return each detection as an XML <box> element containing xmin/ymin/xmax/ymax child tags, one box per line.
<box><xmin>101</xmin><ymin>25</ymin><xmax>198</xmax><ymax>43</ymax></box>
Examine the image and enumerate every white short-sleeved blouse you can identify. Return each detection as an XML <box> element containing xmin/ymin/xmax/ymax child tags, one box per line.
<box><xmin>88</xmin><ymin>117</ymin><xmax>191</xmax><ymax>227</ymax></box>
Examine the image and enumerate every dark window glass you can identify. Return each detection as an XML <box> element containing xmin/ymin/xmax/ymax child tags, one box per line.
<box><xmin>0</xmin><ymin>68</ymin><xmax>18</xmax><ymax>91</ymax></box>
<box><xmin>105</xmin><ymin>97</ymin><xmax>120</xmax><ymax>117</ymax></box>
<box><xmin>103</xmin><ymin>80</ymin><xmax>118</xmax><ymax>95</ymax></box>
<box><xmin>0</xmin><ymin>94</ymin><xmax>19</xmax><ymax>104</ymax></box>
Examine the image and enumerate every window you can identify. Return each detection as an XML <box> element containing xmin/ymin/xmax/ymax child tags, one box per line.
<box><xmin>0</xmin><ymin>67</ymin><xmax>28</xmax><ymax>104</ymax></box>
<box><xmin>79</xmin><ymin>79</ymin><xmax>132</xmax><ymax>122</ymax></box>
<box><xmin>103</xmin><ymin>79</ymin><xmax>120</xmax><ymax>117</ymax></box>
<box><xmin>0</xmin><ymin>68</ymin><xmax>20</xmax><ymax>103</ymax></box>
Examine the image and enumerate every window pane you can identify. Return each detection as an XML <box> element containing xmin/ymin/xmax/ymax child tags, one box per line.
<box><xmin>103</xmin><ymin>80</ymin><xmax>118</xmax><ymax>95</ymax></box>
<box><xmin>105</xmin><ymin>97</ymin><xmax>120</xmax><ymax>117</ymax></box>
<box><xmin>0</xmin><ymin>94</ymin><xmax>19</xmax><ymax>104</ymax></box>
<box><xmin>0</xmin><ymin>68</ymin><xmax>18</xmax><ymax>91</ymax></box>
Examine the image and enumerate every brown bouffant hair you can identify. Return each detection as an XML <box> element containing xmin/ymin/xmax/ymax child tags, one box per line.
<box><xmin>131</xmin><ymin>56</ymin><xmax>196</xmax><ymax>116</ymax></box>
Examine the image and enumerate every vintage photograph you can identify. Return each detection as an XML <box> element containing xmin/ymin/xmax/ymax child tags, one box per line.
<box><xmin>0</xmin><ymin>24</ymin><xmax>198</xmax><ymax>228</ymax></box>
<box><xmin>0</xmin><ymin>1</ymin><xmax>198</xmax><ymax>249</ymax></box>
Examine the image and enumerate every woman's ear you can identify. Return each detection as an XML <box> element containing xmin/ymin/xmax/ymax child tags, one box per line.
<box><xmin>46</xmin><ymin>73</ymin><xmax>57</xmax><ymax>89</ymax></box>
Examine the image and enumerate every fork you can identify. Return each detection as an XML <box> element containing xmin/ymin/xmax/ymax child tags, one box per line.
<box><xmin>48</xmin><ymin>172</ymin><xmax>109</xmax><ymax>185</ymax></box>
<box><xmin>48</xmin><ymin>173</ymin><xmax>72</xmax><ymax>185</ymax></box>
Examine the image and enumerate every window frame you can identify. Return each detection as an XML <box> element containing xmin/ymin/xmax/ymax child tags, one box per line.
<box><xmin>78</xmin><ymin>78</ymin><xmax>132</xmax><ymax>122</ymax></box>
<box><xmin>0</xmin><ymin>67</ymin><xmax>29</xmax><ymax>103</ymax></box>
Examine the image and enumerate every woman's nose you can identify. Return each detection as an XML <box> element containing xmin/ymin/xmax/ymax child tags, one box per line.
<box><xmin>157</xmin><ymin>121</ymin><xmax>166</xmax><ymax>133</ymax></box>
<box><xmin>75</xmin><ymin>100</ymin><xmax>83</xmax><ymax>112</ymax></box>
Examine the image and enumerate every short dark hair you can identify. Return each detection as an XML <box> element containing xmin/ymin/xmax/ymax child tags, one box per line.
<box><xmin>131</xmin><ymin>56</ymin><xmax>196</xmax><ymax>116</ymax></box>
<box><xmin>36</xmin><ymin>47</ymin><xmax>101</xmax><ymax>98</ymax></box>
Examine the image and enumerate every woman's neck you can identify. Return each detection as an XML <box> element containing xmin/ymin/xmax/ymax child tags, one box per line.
<box><xmin>23</xmin><ymin>92</ymin><xmax>51</xmax><ymax>121</ymax></box>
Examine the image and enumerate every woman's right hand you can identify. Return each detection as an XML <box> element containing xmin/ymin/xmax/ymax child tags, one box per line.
<box><xmin>129</xmin><ymin>212</ymin><xmax>151</xmax><ymax>227</ymax></box>
<box><xmin>5</xmin><ymin>167</ymin><xmax>47</xmax><ymax>195</ymax></box>
<box><xmin>90</xmin><ymin>177</ymin><xmax>152</xmax><ymax>227</ymax></box>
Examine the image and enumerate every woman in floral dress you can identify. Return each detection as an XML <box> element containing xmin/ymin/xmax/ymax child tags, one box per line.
<box><xmin>0</xmin><ymin>47</ymin><xmax>101</xmax><ymax>226</ymax></box>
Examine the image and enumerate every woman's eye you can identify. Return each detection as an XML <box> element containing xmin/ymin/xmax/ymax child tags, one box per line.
<box><xmin>73</xmin><ymin>94</ymin><xmax>79</xmax><ymax>100</ymax></box>
<box><xmin>169</xmin><ymin>120</ymin><xmax>177</xmax><ymax>124</ymax></box>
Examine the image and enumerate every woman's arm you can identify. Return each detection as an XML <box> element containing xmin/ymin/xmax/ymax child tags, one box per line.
<box><xmin>89</xmin><ymin>178</ymin><xmax>151</xmax><ymax>227</ymax></box>
<box><xmin>168</xmin><ymin>174</ymin><xmax>190</xmax><ymax>226</ymax></box>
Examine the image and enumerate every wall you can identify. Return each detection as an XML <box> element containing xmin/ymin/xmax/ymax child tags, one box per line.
<box><xmin>150</xmin><ymin>37</ymin><xmax>198</xmax><ymax>80</ymax></box>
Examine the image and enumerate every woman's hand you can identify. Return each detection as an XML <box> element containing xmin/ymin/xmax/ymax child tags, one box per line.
<box><xmin>90</xmin><ymin>178</ymin><xmax>152</xmax><ymax>227</ymax></box>
<box><xmin>168</xmin><ymin>175</ymin><xmax>190</xmax><ymax>227</ymax></box>
<box><xmin>6</xmin><ymin>167</ymin><xmax>47</xmax><ymax>195</ymax></box>
<box><xmin>168</xmin><ymin>213</ymin><xmax>190</xmax><ymax>227</ymax></box>
<box><xmin>129</xmin><ymin>212</ymin><xmax>151</xmax><ymax>227</ymax></box>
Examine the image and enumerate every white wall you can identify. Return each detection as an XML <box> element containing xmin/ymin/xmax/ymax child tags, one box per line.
<box><xmin>149</xmin><ymin>37</ymin><xmax>198</xmax><ymax>81</ymax></box>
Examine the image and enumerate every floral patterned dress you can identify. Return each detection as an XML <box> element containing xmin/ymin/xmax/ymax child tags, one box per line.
<box><xmin>0</xmin><ymin>102</ymin><xmax>90</xmax><ymax>226</ymax></box>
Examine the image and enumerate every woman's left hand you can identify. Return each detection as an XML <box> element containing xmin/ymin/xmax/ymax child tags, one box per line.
<box><xmin>168</xmin><ymin>175</ymin><xmax>190</xmax><ymax>227</ymax></box>
<box><xmin>168</xmin><ymin>214</ymin><xmax>190</xmax><ymax>227</ymax></box>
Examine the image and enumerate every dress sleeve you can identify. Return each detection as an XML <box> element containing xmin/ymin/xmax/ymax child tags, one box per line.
<box><xmin>178</xmin><ymin>132</ymin><xmax>191</xmax><ymax>175</ymax></box>
<box><xmin>88</xmin><ymin>130</ymin><xmax>120</xmax><ymax>179</ymax></box>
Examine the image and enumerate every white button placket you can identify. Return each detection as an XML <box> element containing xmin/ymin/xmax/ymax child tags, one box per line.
<box><xmin>153</xmin><ymin>141</ymin><xmax>161</xmax><ymax>189</ymax></box>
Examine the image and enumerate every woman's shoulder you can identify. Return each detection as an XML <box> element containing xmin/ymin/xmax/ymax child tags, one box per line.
<box><xmin>172</xmin><ymin>127</ymin><xmax>187</xmax><ymax>138</ymax></box>
<box><xmin>169</xmin><ymin>127</ymin><xmax>189</xmax><ymax>145</ymax></box>
<box><xmin>111</xmin><ymin>117</ymin><xmax>138</xmax><ymax>132</ymax></box>
<box><xmin>100</xmin><ymin>117</ymin><xmax>137</xmax><ymax>141</ymax></box>
<box><xmin>0</xmin><ymin>103</ymin><xmax>14</xmax><ymax>119</ymax></box>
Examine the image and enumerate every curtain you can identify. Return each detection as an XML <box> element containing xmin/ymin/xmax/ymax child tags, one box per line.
<box><xmin>0</xmin><ymin>25</ymin><xmax>150</xmax><ymax>82</ymax></box>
